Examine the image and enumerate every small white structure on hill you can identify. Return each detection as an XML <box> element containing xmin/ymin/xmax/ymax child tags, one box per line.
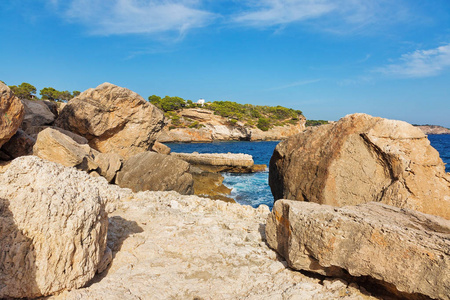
<box><xmin>197</xmin><ymin>98</ymin><xmax>205</xmax><ymax>106</ymax></box>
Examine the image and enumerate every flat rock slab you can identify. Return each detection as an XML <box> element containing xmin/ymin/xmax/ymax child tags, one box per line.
<box><xmin>50</xmin><ymin>193</ymin><xmax>377</xmax><ymax>300</ymax></box>
<box><xmin>173</xmin><ymin>152</ymin><xmax>254</xmax><ymax>167</ymax></box>
<box><xmin>267</xmin><ymin>200</ymin><xmax>450</xmax><ymax>300</ymax></box>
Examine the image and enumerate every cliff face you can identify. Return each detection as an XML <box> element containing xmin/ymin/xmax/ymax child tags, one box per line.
<box><xmin>415</xmin><ymin>125</ymin><xmax>450</xmax><ymax>135</ymax></box>
<box><xmin>157</xmin><ymin>108</ymin><xmax>306</xmax><ymax>143</ymax></box>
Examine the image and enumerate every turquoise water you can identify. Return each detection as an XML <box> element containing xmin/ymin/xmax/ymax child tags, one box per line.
<box><xmin>166</xmin><ymin>135</ymin><xmax>450</xmax><ymax>209</ymax></box>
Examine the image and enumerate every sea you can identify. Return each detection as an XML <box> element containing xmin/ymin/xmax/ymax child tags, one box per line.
<box><xmin>165</xmin><ymin>134</ymin><xmax>450</xmax><ymax>210</ymax></box>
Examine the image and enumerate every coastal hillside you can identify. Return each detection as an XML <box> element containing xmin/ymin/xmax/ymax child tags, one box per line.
<box><xmin>149</xmin><ymin>95</ymin><xmax>306</xmax><ymax>142</ymax></box>
<box><xmin>414</xmin><ymin>124</ymin><xmax>450</xmax><ymax>135</ymax></box>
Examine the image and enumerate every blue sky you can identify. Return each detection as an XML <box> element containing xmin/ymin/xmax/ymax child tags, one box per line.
<box><xmin>1</xmin><ymin>0</ymin><xmax>449</xmax><ymax>127</ymax></box>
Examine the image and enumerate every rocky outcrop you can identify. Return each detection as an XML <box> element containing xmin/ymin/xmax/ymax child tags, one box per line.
<box><xmin>116</xmin><ymin>151</ymin><xmax>194</xmax><ymax>195</ymax></box>
<box><xmin>151</xmin><ymin>140</ymin><xmax>171</xmax><ymax>155</ymax></box>
<box><xmin>20</xmin><ymin>99</ymin><xmax>56</xmax><ymax>130</ymax></box>
<box><xmin>56</xmin><ymin>83</ymin><xmax>165</xmax><ymax>158</ymax></box>
<box><xmin>266</xmin><ymin>200</ymin><xmax>450</xmax><ymax>300</ymax></box>
<box><xmin>250</xmin><ymin>116</ymin><xmax>307</xmax><ymax>141</ymax></box>
<box><xmin>172</xmin><ymin>152</ymin><xmax>265</xmax><ymax>173</ymax></box>
<box><xmin>33</xmin><ymin>127</ymin><xmax>98</xmax><ymax>172</ymax></box>
<box><xmin>269</xmin><ymin>113</ymin><xmax>450</xmax><ymax>219</ymax></box>
<box><xmin>0</xmin><ymin>128</ymin><xmax>35</xmax><ymax>159</ymax></box>
<box><xmin>156</xmin><ymin>108</ymin><xmax>306</xmax><ymax>143</ymax></box>
<box><xmin>49</xmin><ymin>191</ymin><xmax>376</xmax><ymax>300</ymax></box>
<box><xmin>0</xmin><ymin>156</ymin><xmax>109</xmax><ymax>298</ymax></box>
<box><xmin>94</xmin><ymin>152</ymin><xmax>123</xmax><ymax>183</ymax></box>
<box><xmin>415</xmin><ymin>125</ymin><xmax>450</xmax><ymax>135</ymax></box>
<box><xmin>190</xmin><ymin>167</ymin><xmax>233</xmax><ymax>202</ymax></box>
<box><xmin>0</xmin><ymin>82</ymin><xmax>24</xmax><ymax>148</ymax></box>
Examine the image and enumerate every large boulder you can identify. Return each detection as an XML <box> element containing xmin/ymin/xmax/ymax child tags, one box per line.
<box><xmin>269</xmin><ymin>113</ymin><xmax>450</xmax><ymax>219</ymax></box>
<box><xmin>33</xmin><ymin>127</ymin><xmax>98</xmax><ymax>172</ymax></box>
<box><xmin>55</xmin><ymin>83</ymin><xmax>165</xmax><ymax>158</ymax></box>
<box><xmin>20</xmin><ymin>99</ymin><xmax>56</xmax><ymax>130</ymax></box>
<box><xmin>0</xmin><ymin>128</ymin><xmax>35</xmax><ymax>159</ymax></box>
<box><xmin>0</xmin><ymin>82</ymin><xmax>24</xmax><ymax>148</ymax></box>
<box><xmin>116</xmin><ymin>151</ymin><xmax>194</xmax><ymax>195</ymax></box>
<box><xmin>0</xmin><ymin>156</ymin><xmax>110</xmax><ymax>298</ymax></box>
<box><xmin>266</xmin><ymin>200</ymin><xmax>450</xmax><ymax>300</ymax></box>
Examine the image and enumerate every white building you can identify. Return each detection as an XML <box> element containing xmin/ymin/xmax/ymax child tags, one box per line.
<box><xmin>197</xmin><ymin>98</ymin><xmax>205</xmax><ymax>106</ymax></box>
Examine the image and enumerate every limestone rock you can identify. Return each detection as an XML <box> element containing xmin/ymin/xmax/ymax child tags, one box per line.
<box><xmin>0</xmin><ymin>82</ymin><xmax>24</xmax><ymax>147</ymax></box>
<box><xmin>33</xmin><ymin>127</ymin><xmax>98</xmax><ymax>172</ymax></box>
<box><xmin>250</xmin><ymin>115</ymin><xmax>306</xmax><ymax>141</ymax></box>
<box><xmin>94</xmin><ymin>152</ymin><xmax>123</xmax><ymax>183</ymax></box>
<box><xmin>0</xmin><ymin>156</ymin><xmax>109</xmax><ymax>298</ymax></box>
<box><xmin>26</xmin><ymin>125</ymin><xmax>88</xmax><ymax>144</ymax></box>
<box><xmin>151</xmin><ymin>141</ymin><xmax>171</xmax><ymax>155</ymax></box>
<box><xmin>269</xmin><ymin>113</ymin><xmax>450</xmax><ymax>219</ymax></box>
<box><xmin>20</xmin><ymin>99</ymin><xmax>56</xmax><ymax>130</ymax></box>
<box><xmin>116</xmin><ymin>151</ymin><xmax>194</xmax><ymax>195</ymax></box>
<box><xmin>55</xmin><ymin>83</ymin><xmax>165</xmax><ymax>158</ymax></box>
<box><xmin>48</xmin><ymin>192</ymin><xmax>376</xmax><ymax>300</ymax></box>
<box><xmin>266</xmin><ymin>200</ymin><xmax>450</xmax><ymax>300</ymax></box>
<box><xmin>172</xmin><ymin>152</ymin><xmax>257</xmax><ymax>173</ymax></box>
<box><xmin>0</xmin><ymin>128</ymin><xmax>35</xmax><ymax>159</ymax></box>
<box><xmin>157</xmin><ymin>127</ymin><xmax>214</xmax><ymax>143</ymax></box>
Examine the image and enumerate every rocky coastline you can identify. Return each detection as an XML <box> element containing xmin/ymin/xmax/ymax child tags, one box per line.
<box><xmin>1</xmin><ymin>81</ymin><xmax>449</xmax><ymax>299</ymax></box>
<box><xmin>156</xmin><ymin>108</ymin><xmax>306</xmax><ymax>143</ymax></box>
<box><xmin>415</xmin><ymin>125</ymin><xmax>450</xmax><ymax>135</ymax></box>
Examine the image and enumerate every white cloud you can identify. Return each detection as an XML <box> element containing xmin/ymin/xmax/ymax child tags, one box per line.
<box><xmin>231</xmin><ymin>0</ymin><xmax>407</xmax><ymax>32</ymax></box>
<box><xmin>57</xmin><ymin>0</ymin><xmax>216</xmax><ymax>36</ymax></box>
<box><xmin>233</xmin><ymin>0</ymin><xmax>335</xmax><ymax>27</ymax></box>
<box><xmin>377</xmin><ymin>44</ymin><xmax>450</xmax><ymax>78</ymax></box>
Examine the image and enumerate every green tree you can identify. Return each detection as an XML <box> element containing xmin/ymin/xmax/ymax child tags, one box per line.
<box><xmin>40</xmin><ymin>87</ymin><xmax>60</xmax><ymax>101</ymax></box>
<box><xmin>257</xmin><ymin>117</ymin><xmax>271</xmax><ymax>131</ymax></box>
<box><xmin>72</xmin><ymin>90</ymin><xmax>81</xmax><ymax>97</ymax></box>
<box><xmin>9</xmin><ymin>82</ymin><xmax>37</xmax><ymax>100</ymax></box>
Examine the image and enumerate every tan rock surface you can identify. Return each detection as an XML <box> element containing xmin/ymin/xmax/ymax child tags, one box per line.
<box><xmin>55</xmin><ymin>82</ymin><xmax>165</xmax><ymax>158</ymax></box>
<box><xmin>33</xmin><ymin>127</ymin><xmax>98</xmax><ymax>172</ymax></box>
<box><xmin>0</xmin><ymin>82</ymin><xmax>24</xmax><ymax>147</ymax></box>
<box><xmin>94</xmin><ymin>152</ymin><xmax>123</xmax><ymax>183</ymax></box>
<box><xmin>151</xmin><ymin>140</ymin><xmax>171</xmax><ymax>154</ymax></box>
<box><xmin>0</xmin><ymin>156</ymin><xmax>109</xmax><ymax>298</ymax></box>
<box><xmin>50</xmin><ymin>192</ymin><xmax>376</xmax><ymax>300</ymax></box>
<box><xmin>20</xmin><ymin>99</ymin><xmax>55</xmax><ymax>130</ymax></box>
<box><xmin>267</xmin><ymin>200</ymin><xmax>450</xmax><ymax>300</ymax></box>
<box><xmin>116</xmin><ymin>151</ymin><xmax>194</xmax><ymax>195</ymax></box>
<box><xmin>173</xmin><ymin>152</ymin><xmax>254</xmax><ymax>167</ymax></box>
<box><xmin>269</xmin><ymin>113</ymin><xmax>450</xmax><ymax>219</ymax></box>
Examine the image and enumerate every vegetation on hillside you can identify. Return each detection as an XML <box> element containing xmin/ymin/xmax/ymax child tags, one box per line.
<box><xmin>4</xmin><ymin>81</ymin><xmax>80</xmax><ymax>102</ymax></box>
<box><xmin>305</xmin><ymin>120</ymin><xmax>328</xmax><ymax>127</ymax></box>
<box><xmin>148</xmin><ymin>95</ymin><xmax>303</xmax><ymax>131</ymax></box>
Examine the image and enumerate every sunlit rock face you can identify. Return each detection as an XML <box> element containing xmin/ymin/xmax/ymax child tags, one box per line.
<box><xmin>56</xmin><ymin>82</ymin><xmax>165</xmax><ymax>159</ymax></box>
<box><xmin>0</xmin><ymin>82</ymin><xmax>24</xmax><ymax>148</ymax></box>
<box><xmin>269</xmin><ymin>113</ymin><xmax>450</xmax><ymax>219</ymax></box>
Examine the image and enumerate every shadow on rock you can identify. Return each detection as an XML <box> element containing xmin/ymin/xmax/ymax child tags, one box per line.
<box><xmin>85</xmin><ymin>216</ymin><xmax>144</xmax><ymax>286</ymax></box>
<box><xmin>0</xmin><ymin>198</ymin><xmax>40</xmax><ymax>298</ymax></box>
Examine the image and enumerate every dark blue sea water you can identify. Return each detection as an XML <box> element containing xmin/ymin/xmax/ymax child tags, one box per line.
<box><xmin>165</xmin><ymin>134</ymin><xmax>449</xmax><ymax>209</ymax></box>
